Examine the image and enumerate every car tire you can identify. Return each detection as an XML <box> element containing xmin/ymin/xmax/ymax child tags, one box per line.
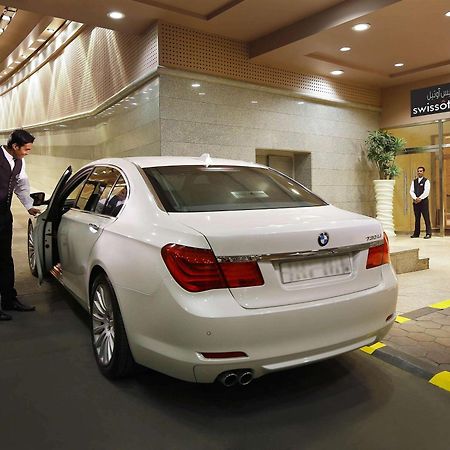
<box><xmin>90</xmin><ymin>273</ymin><xmax>135</xmax><ymax>379</ymax></box>
<box><xmin>27</xmin><ymin>220</ymin><xmax>38</xmax><ymax>277</ymax></box>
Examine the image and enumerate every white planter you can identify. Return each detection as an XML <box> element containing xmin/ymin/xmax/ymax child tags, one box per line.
<box><xmin>373</xmin><ymin>179</ymin><xmax>396</xmax><ymax>237</ymax></box>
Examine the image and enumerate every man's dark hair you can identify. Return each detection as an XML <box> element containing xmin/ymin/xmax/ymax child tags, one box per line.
<box><xmin>417</xmin><ymin>166</ymin><xmax>425</xmax><ymax>172</ymax></box>
<box><xmin>7</xmin><ymin>129</ymin><xmax>35</xmax><ymax>149</ymax></box>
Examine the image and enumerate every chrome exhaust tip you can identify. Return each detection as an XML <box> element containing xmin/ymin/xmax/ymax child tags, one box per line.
<box><xmin>238</xmin><ymin>370</ymin><xmax>253</xmax><ymax>386</ymax></box>
<box><xmin>217</xmin><ymin>371</ymin><xmax>238</xmax><ymax>387</ymax></box>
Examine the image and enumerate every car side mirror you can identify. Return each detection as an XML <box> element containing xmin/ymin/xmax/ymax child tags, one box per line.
<box><xmin>30</xmin><ymin>192</ymin><xmax>48</xmax><ymax>206</ymax></box>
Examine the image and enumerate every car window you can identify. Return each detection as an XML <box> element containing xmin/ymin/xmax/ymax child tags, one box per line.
<box><xmin>75</xmin><ymin>166</ymin><xmax>121</xmax><ymax>213</ymax></box>
<box><xmin>102</xmin><ymin>176</ymin><xmax>127</xmax><ymax>217</ymax></box>
<box><xmin>61</xmin><ymin>170</ymin><xmax>93</xmax><ymax>211</ymax></box>
<box><xmin>144</xmin><ymin>165</ymin><xmax>327</xmax><ymax>212</ymax></box>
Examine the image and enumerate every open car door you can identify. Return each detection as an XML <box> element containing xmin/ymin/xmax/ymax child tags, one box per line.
<box><xmin>34</xmin><ymin>166</ymin><xmax>72</xmax><ymax>284</ymax></box>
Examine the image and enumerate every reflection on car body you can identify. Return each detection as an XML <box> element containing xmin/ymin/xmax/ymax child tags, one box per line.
<box><xmin>28</xmin><ymin>155</ymin><xmax>398</xmax><ymax>385</ymax></box>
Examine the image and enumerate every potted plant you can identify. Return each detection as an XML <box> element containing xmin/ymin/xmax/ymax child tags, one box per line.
<box><xmin>365</xmin><ymin>129</ymin><xmax>405</xmax><ymax>237</ymax></box>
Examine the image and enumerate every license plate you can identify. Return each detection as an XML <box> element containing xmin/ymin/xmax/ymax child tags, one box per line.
<box><xmin>280</xmin><ymin>255</ymin><xmax>352</xmax><ymax>284</ymax></box>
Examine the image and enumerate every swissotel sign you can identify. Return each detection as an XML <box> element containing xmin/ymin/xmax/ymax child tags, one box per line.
<box><xmin>411</xmin><ymin>83</ymin><xmax>450</xmax><ymax>117</ymax></box>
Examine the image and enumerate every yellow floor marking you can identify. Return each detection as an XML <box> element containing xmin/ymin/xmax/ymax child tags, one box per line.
<box><xmin>429</xmin><ymin>371</ymin><xmax>450</xmax><ymax>392</ymax></box>
<box><xmin>360</xmin><ymin>342</ymin><xmax>386</xmax><ymax>354</ymax></box>
<box><xmin>430</xmin><ymin>299</ymin><xmax>450</xmax><ymax>309</ymax></box>
<box><xmin>395</xmin><ymin>316</ymin><xmax>411</xmax><ymax>323</ymax></box>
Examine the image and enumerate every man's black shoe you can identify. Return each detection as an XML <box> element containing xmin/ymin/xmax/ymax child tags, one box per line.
<box><xmin>0</xmin><ymin>310</ymin><xmax>12</xmax><ymax>321</ymax></box>
<box><xmin>410</xmin><ymin>235</ymin><xmax>420</xmax><ymax>238</ymax></box>
<box><xmin>2</xmin><ymin>299</ymin><xmax>36</xmax><ymax>312</ymax></box>
<box><xmin>424</xmin><ymin>234</ymin><xmax>432</xmax><ymax>239</ymax></box>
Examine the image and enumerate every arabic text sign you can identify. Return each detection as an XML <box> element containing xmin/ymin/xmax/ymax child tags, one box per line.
<box><xmin>411</xmin><ymin>83</ymin><xmax>450</xmax><ymax>117</ymax></box>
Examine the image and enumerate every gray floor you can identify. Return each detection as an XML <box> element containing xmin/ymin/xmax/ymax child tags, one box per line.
<box><xmin>1</xmin><ymin>203</ymin><xmax>450</xmax><ymax>450</ymax></box>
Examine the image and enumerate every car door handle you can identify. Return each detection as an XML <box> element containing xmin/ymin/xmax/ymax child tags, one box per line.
<box><xmin>89</xmin><ymin>223</ymin><xmax>100</xmax><ymax>233</ymax></box>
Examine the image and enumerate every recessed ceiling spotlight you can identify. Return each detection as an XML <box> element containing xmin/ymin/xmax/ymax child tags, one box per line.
<box><xmin>340</xmin><ymin>46</ymin><xmax>351</xmax><ymax>52</ymax></box>
<box><xmin>37</xmin><ymin>38</ymin><xmax>45</xmax><ymax>42</ymax></box>
<box><xmin>251</xmin><ymin>100</ymin><xmax>258</xmax><ymax>104</ymax></box>
<box><xmin>352</xmin><ymin>23</ymin><xmax>371</xmax><ymax>31</ymax></box>
<box><xmin>0</xmin><ymin>28</ymin><xmax>4</xmax><ymax>34</ymax></box>
<box><xmin>330</xmin><ymin>70</ymin><xmax>344</xmax><ymax>76</ymax></box>
<box><xmin>107</xmin><ymin>11</ymin><xmax>125</xmax><ymax>20</ymax></box>
<box><xmin>394</xmin><ymin>63</ymin><xmax>404</xmax><ymax>67</ymax></box>
<box><xmin>297</xmin><ymin>101</ymin><xmax>305</xmax><ymax>105</ymax></box>
<box><xmin>445</xmin><ymin>11</ymin><xmax>450</xmax><ymax>17</ymax></box>
<box><xmin>3</xmin><ymin>16</ymin><xmax>11</xmax><ymax>23</ymax></box>
<box><xmin>198</xmin><ymin>92</ymin><xmax>206</xmax><ymax>96</ymax></box>
<box><xmin>191</xmin><ymin>83</ymin><xmax>201</xmax><ymax>88</ymax></box>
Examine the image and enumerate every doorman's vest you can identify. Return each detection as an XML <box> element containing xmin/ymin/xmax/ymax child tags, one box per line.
<box><xmin>413</xmin><ymin>177</ymin><xmax>427</xmax><ymax>198</ymax></box>
<box><xmin>0</xmin><ymin>148</ymin><xmax>23</xmax><ymax>208</ymax></box>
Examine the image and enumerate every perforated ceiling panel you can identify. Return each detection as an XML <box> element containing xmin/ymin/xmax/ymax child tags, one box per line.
<box><xmin>159</xmin><ymin>23</ymin><xmax>380</xmax><ymax>107</ymax></box>
<box><xmin>0</xmin><ymin>24</ymin><xmax>159</xmax><ymax>129</ymax></box>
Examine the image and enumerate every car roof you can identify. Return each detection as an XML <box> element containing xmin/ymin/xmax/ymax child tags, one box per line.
<box><xmin>90</xmin><ymin>154</ymin><xmax>264</xmax><ymax>169</ymax></box>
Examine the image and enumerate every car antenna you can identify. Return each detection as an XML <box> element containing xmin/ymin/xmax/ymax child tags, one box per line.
<box><xmin>199</xmin><ymin>153</ymin><xmax>212</xmax><ymax>167</ymax></box>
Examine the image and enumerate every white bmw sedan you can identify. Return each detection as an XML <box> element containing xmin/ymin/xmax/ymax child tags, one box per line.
<box><xmin>29</xmin><ymin>155</ymin><xmax>397</xmax><ymax>386</ymax></box>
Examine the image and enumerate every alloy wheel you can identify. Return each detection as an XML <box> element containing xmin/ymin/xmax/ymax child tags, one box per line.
<box><xmin>92</xmin><ymin>283</ymin><xmax>115</xmax><ymax>366</ymax></box>
<box><xmin>27</xmin><ymin>223</ymin><xmax>37</xmax><ymax>275</ymax></box>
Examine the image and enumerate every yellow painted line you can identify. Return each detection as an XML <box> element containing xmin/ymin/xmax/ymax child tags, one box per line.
<box><xmin>430</xmin><ymin>299</ymin><xmax>450</xmax><ymax>309</ymax></box>
<box><xmin>360</xmin><ymin>342</ymin><xmax>386</xmax><ymax>355</ymax></box>
<box><xmin>429</xmin><ymin>371</ymin><xmax>450</xmax><ymax>392</ymax></box>
<box><xmin>395</xmin><ymin>315</ymin><xmax>411</xmax><ymax>323</ymax></box>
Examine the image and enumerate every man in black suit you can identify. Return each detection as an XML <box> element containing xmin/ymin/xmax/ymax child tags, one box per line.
<box><xmin>410</xmin><ymin>166</ymin><xmax>432</xmax><ymax>239</ymax></box>
<box><xmin>0</xmin><ymin>129</ymin><xmax>40</xmax><ymax>321</ymax></box>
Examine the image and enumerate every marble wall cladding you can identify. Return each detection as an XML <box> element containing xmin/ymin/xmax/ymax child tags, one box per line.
<box><xmin>1</xmin><ymin>78</ymin><xmax>161</xmax><ymax>194</ymax></box>
<box><xmin>159</xmin><ymin>74</ymin><xmax>380</xmax><ymax>215</ymax></box>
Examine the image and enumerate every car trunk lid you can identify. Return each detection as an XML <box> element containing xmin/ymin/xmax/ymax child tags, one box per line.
<box><xmin>170</xmin><ymin>205</ymin><xmax>385</xmax><ymax>308</ymax></box>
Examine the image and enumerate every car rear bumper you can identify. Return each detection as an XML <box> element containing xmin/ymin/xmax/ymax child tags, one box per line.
<box><xmin>118</xmin><ymin>264</ymin><xmax>397</xmax><ymax>383</ymax></box>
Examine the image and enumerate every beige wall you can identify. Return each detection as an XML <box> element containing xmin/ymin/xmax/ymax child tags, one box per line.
<box><xmin>160</xmin><ymin>73</ymin><xmax>379</xmax><ymax>216</ymax></box>
<box><xmin>0</xmin><ymin>78</ymin><xmax>160</xmax><ymax>195</ymax></box>
<box><xmin>381</xmin><ymin>74</ymin><xmax>450</xmax><ymax>128</ymax></box>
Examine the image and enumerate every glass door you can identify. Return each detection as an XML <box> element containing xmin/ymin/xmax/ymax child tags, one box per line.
<box><xmin>388</xmin><ymin>122</ymin><xmax>440</xmax><ymax>234</ymax></box>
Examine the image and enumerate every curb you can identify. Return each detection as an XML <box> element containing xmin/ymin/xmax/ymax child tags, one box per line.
<box><xmin>361</xmin><ymin>343</ymin><xmax>450</xmax><ymax>392</ymax></box>
<box><xmin>360</xmin><ymin>300</ymin><xmax>450</xmax><ymax>393</ymax></box>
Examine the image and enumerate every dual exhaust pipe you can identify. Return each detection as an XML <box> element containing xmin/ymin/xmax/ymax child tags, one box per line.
<box><xmin>217</xmin><ymin>369</ymin><xmax>254</xmax><ymax>387</ymax></box>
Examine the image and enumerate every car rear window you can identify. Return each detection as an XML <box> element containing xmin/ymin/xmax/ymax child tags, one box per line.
<box><xmin>143</xmin><ymin>165</ymin><xmax>327</xmax><ymax>212</ymax></box>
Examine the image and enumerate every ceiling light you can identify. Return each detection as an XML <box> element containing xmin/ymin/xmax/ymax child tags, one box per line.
<box><xmin>394</xmin><ymin>63</ymin><xmax>404</xmax><ymax>67</ymax></box>
<box><xmin>251</xmin><ymin>100</ymin><xmax>258</xmax><ymax>104</ymax></box>
<box><xmin>445</xmin><ymin>11</ymin><xmax>450</xmax><ymax>17</ymax></box>
<box><xmin>37</xmin><ymin>38</ymin><xmax>45</xmax><ymax>42</ymax></box>
<box><xmin>0</xmin><ymin>28</ymin><xmax>4</xmax><ymax>34</ymax></box>
<box><xmin>330</xmin><ymin>70</ymin><xmax>344</xmax><ymax>76</ymax></box>
<box><xmin>352</xmin><ymin>23</ymin><xmax>371</xmax><ymax>31</ymax></box>
<box><xmin>191</xmin><ymin>83</ymin><xmax>201</xmax><ymax>88</ymax></box>
<box><xmin>198</xmin><ymin>92</ymin><xmax>206</xmax><ymax>96</ymax></box>
<box><xmin>297</xmin><ymin>101</ymin><xmax>305</xmax><ymax>105</ymax></box>
<box><xmin>340</xmin><ymin>46</ymin><xmax>351</xmax><ymax>52</ymax></box>
<box><xmin>3</xmin><ymin>15</ymin><xmax>11</xmax><ymax>23</ymax></box>
<box><xmin>107</xmin><ymin>11</ymin><xmax>125</xmax><ymax>20</ymax></box>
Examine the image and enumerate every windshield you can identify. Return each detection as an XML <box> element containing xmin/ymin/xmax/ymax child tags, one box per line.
<box><xmin>143</xmin><ymin>165</ymin><xmax>327</xmax><ymax>212</ymax></box>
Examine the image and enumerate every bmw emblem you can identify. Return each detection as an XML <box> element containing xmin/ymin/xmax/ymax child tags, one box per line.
<box><xmin>318</xmin><ymin>232</ymin><xmax>329</xmax><ymax>247</ymax></box>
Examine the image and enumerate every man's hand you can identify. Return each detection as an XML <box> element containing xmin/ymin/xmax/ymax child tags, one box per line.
<box><xmin>414</xmin><ymin>198</ymin><xmax>422</xmax><ymax>204</ymax></box>
<box><xmin>28</xmin><ymin>207</ymin><xmax>40</xmax><ymax>216</ymax></box>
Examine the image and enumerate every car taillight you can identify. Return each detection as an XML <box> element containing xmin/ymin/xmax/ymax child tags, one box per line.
<box><xmin>366</xmin><ymin>233</ymin><xmax>390</xmax><ymax>269</ymax></box>
<box><xmin>219</xmin><ymin>261</ymin><xmax>264</xmax><ymax>288</ymax></box>
<box><xmin>161</xmin><ymin>244</ymin><xmax>264</xmax><ymax>292</ymax></box>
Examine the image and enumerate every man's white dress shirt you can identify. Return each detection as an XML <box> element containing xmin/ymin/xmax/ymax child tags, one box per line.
<box><xmin>1</xmin><ymin>146</ymin><xmax>33</xmax><ymax>210</ymax></box>
<box><xmin>409</xmin><ymin>176</ymin><xmax>430</xmax><ymax>201</ymax></box>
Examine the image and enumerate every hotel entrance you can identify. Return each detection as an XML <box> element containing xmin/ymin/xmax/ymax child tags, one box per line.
<box><xmin>388</xmin><ymin>120</ymin><xmax>450</xmax><ymax>236</ymax></box>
